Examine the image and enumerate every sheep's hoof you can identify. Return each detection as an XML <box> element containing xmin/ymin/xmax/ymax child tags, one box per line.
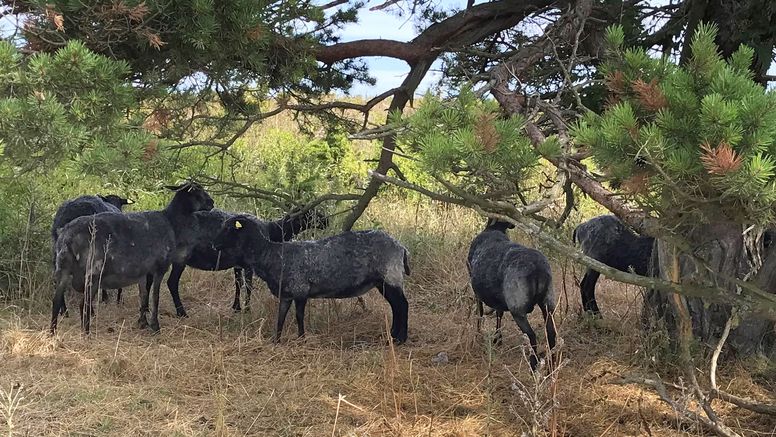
<box><xmin>582</xmin><ymin>310</ymin><xmax>603</xmax><ymax>319</ymax></box>
<box><xmin>175</xmin><ymin>308</ymin><xmax>188</xmax><ymax>318</ymax></box>
<box><xmin>136</xmin><ymin>316</ymin><xmax>148</xmax><ymax>329</ymax></box>
<box><xmin>149</xmin><ymin>322</ymin><xmax>161</xmax><ymax>334</ymax></box>
<box><xmin>391</xmin><ymin>336</ymin><xmax>407</xmax><ymax>345</ymax></box>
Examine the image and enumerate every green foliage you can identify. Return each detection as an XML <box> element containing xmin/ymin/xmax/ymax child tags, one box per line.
<box><xmin>574</xmin><ymin>23</ymin><xmax>776</xmax><ymax>227</ymax></box>
<box><xmin>0</xmin><ymin>40</ymin><xmax>145</xmax><ymax>170</ymax></box>
<box><xmin>230</xmin><ymin>127</ymin><xmax>368</xmax><ymax>206</ymax></box>
<box><xmin>398</xmin><ymin>89</ymin><xmax>540</xmax><ymax>196</ymax></box>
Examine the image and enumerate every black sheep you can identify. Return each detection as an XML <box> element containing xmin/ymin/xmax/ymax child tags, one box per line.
<box><xmin>212</xmin><ymin>215</ymin><xmax>410</xmax><ymax>343</ymax></box>
<box><xmin>572</xmin><ymin>215</ymin><xmax>654</xmax><ymax>315</ymax></box>
<box><xmin>51</xmin><ymin>194</ymin><xmax>134</xmax><ymax>314</ymax></box>
<box><xmin>50</xmin><ymin>182</ymin><xmax>214</xmax><ymax>334</ymax></box>
<box><xmin>468</xmin><ymin>219</ymin><xmax>556</xmax><ymax>370</ymax></box>
<box><xmin>157</xmin><ymin>207</ymin><xmax>329</xmax><ymax>317</ymax></box>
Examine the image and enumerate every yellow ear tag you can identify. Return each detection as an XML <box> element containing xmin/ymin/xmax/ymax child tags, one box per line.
<box><xmin>235</xmin><ymin>220</ymin><xmax>242</xmax><ymax>229</ymax></box>
<box><xmin>127</xmin><ymin>199</ymin><xmax>134</xmax><ymax>204</ymax></box>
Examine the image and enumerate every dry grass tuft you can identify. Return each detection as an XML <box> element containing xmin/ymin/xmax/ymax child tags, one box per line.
<box><xmin>1</xmin><ymin>200</ymin><xmax>774</xmax><ymax>436</ymax></box>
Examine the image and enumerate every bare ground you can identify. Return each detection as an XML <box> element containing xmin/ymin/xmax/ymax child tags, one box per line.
<box><xmin>1</xmin><ymin>269</ymin><xmax>775</xmax><ymax>436</ymax></box>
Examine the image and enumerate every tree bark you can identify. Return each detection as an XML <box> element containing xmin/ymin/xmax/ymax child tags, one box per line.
<box><xmin>646</xmin><ymin>221</ymin><xmax>775</xmax><ymax>357</ymax></box>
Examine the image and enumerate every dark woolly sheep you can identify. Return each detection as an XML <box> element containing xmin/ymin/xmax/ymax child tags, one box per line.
<box><xmin>212</xmin><ymin>215</ymin><xmax>410</xmax><ymax>343</ymax></box>
<box><xmin>572</xmin><ymin>215</ymin><xmax>654</xmax><ymax>315</ymax></box>
<box><xmin>50</xmin><ymin>182</ymin><xmax>214</xmax><ymax>334</ymax></box>
<box><xmin>157</xmin><ymin>207</ymin><xmax>329</xmax><ymax>317</ymax></box>
<box><xmin>51</xmin><ymin>194</ymin><xmax>134</xmax><ymax>314</ymax></box>
<box><xmin>468</xmin><ymin>219</ymin><xmax>556</xmax><ymax>371</ymax></box>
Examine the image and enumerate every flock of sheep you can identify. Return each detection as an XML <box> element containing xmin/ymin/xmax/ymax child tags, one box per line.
<box><xmin>47</xmin><ymin>181</ymin><xmax>655</xmax><ymax>372</ymax></box>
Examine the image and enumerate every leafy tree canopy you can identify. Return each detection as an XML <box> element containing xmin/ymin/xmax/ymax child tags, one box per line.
<box><xmin>575</xmin><ymin>24</ymin><xmax>776</xmax><ymax>228</ymax></box>
<box><xmin>0</xmin><ymin>40</ymin><xmax>146</xmax><ymax>172</ymax></box>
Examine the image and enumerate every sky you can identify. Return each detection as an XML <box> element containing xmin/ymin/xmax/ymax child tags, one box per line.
<box><xmin>334</xmin><ymin>0</ymin><xmax>461</xmax><ymax>97</ymax></box>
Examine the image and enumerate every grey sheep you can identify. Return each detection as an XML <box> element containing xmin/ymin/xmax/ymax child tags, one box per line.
<box><xmin>468</xmin><ymin>219</ymin><xmax>556</xmax><ymax>371</ymax></box>
<box><xmin>51</xmin><ymin>194</ymin><xmax>134</xmax><ymax>314</ymax></box>
<box><xmin>212</xmin><ymin>214</ymin><xmax>410</xmax><ymax>343</ymax></box>
<box><xmin>50</xmin><ymin>182</ymin><xmax>214</xmax><ymax>334</ymax></box>
<box><xmin>153</xmin><ymin>207</ymin><xmax>329</xmax><ymax>317</ymax></box>
<box><xmin>572</xmin><ymin>215</ymin><xmax>654</xmax><ymax>315</ymax></box>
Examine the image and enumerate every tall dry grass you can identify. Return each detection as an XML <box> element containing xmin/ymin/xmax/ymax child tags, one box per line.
<box><xmin>0</xmin><ymin>198</ymin><xmax>774</xmax><ymax>436</ymax></box>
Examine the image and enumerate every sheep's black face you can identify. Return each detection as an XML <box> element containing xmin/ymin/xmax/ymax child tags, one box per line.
<box><xmin>167</xmin><ymin>182</ymin><xmax>215</xmax><ymax>213</ymax></box>
<box><xmin>213</xmin><ymin>217</ymin><xmax>245</xmax><ymax>251</ymax></box>
<box><xmin>99</xmin><ymin>194</ymin><xmax>134</xmax><ymax>209</ymax></box>
<box><xmin>485</xmin><ymin>219</ymin><xmax>515</xmax><ymax>232</ymax></box>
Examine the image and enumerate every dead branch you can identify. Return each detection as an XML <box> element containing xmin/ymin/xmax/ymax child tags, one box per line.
<box><xmin>612</xmin><ymin>375</ymin><xmax>741</xmax><ymax>437</ymax></box>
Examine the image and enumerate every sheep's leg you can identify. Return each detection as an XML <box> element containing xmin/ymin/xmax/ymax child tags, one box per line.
<box><xmin>243</xmin><ymin>268</ymin><xmax>253</xmax><ymax>311</ymax></box>
<box><xmin>294</xmin><ymin>298</ymin><xmax>307</xmax><ymax>338</ymax></box>
<box><xmin>540</xmin><ymin>303</ymin><xmax>557</xmax><ymax>366</ymax></box>
<box><xmin>476</xmin><ymin>299</ymin><xmax>484</xmax><ymax>332</ymax></box>
<box><xmin>116</xmin><ymin>288</ymin><xmax>123</xmax><ymax>304</ymax></box>
<box><xmin>81</xmin><ymin>276</ymin><xmax>100</xmax><ymax>334</ymax></box>
<box><xmin>232</xmin><ymin>268</ymin><xmax>243</xmax><ymax>312</ymax></box>
<box><xmin>511</xmin><ymin>311</ymin><xmax>539</xmax><ymax>371</ymax></box>
<box><xmin>50</xmin><ymin>271</ymin><xmax>71</xmax><ymax>334</ymax></box>
<box><xmin>137</xmin><ymin>278</ymin><xmax>150</xmax><ymax>329</ymax></box>
<box><xmin>166</xmin><ymin>263</ymin><xmax>188</xmax><ymax>317</ymax></box>
<box><xmin>381</xmin><ymin>285</ymin><xmax>409</xmax><ymax>343</ymax></box>
<box><xmin>148</xmin><ymin>273</ymin><xmax>163</xmax><ymax>333</ymax></box>
<box><xmin>79</xmin><ymin>294</ymin><xmax>87</xmax><ymax>333</ymax></box>
<box><xmin>580</xmin><ymin>268</ymin><xmax>601</xmax><ymax>315</ymax></box>
<box><xmin>101</xmin><ymin>288</ymin><xmax>110</xmax><ymax>303</ymax></box>
<box><xmin>81</xmin><ymin>279</ymin><xmax>98</xmax><ymax>334</ymax></box>
<box><xmin>494</xmin><ymin>310</ymin><xmax>504</xmax><ymax>346</ymax></box>
<box><xmin>60</xmin><ymin>294</ymin><xmax>69</xmax><ymax>317</ymax></box>
<box><xmin>274</xmin><ymin>298</ymin><xmax>293</xmax><ymax>343</ymax></box>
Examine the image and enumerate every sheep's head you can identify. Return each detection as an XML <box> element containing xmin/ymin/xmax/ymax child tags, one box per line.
<box><xmin>165</xmin><ymin>181</ymin><xmax>214</xmax><ymax>213</ymax></box>
<box><xmin>99</xmin><ymin>194</ymin><xmax>134</xmax><ymax>210</ymax></box>
<box><xmin>213</xmin><ymin>215</ymin><xmax>270</xmax><ymax>251</ymax></box>
<box><xmin>485</xmin><ymin>219</ymin><xmax>515</xmax><ymax>232</ymax></box>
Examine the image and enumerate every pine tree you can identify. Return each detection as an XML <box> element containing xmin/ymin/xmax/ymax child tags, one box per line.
<box><xmin>574</xmin><ymin>24</ymin><xmax>776</xmax><ymax>229</ymax></box>
<box><xmin>0</xmin><ymin>40</ymin><xmax>147</xmax><ymax>171</ymax></box>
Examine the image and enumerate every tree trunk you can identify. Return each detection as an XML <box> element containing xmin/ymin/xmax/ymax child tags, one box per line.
<box><xmin>644</xmin><ymin>221</ymin><xmax>776</xmax><ymax>358</ymax></box>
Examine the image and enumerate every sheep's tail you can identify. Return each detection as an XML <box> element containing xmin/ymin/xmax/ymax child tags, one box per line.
<box><xmin>403</xmin><ymin>247</ymin><xmax>411</xmax><ymax>276</ymax></box>
<box><xmin>572</xmin><ymin>225</ymin><xmax>578</xmax><ymax>245</ymax></box>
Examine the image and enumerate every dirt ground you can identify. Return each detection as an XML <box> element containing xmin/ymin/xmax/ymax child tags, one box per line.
<box><xmin>1</xmin><ymin>264</ymin><xmax>775</xmax><ymax>436</ymax></box>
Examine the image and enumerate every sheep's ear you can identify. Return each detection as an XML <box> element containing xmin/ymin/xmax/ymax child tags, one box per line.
<box><xmin>234</xmin><ymin>220</ymin><xmax>243</xmax><ymax>229</ymax></box>
<box><xmin>126</xmin><ymin>198</ymin><xmax>134</xmax><ymax>204</ymax></box>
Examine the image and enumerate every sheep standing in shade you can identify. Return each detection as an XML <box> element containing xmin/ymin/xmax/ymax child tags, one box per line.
<box><xmin>50</xmin><ymin>182</ymin><xmax>214</xmax><ymax>334</ymax></box>
<box><xmin>212</xmin><ymin>215</ymin><xmax>410</xmax><ymax>343</ymax></box>
<box><xmin>157</xmin><ymin>207</ymin><xmax>329</xmax><ymax>317</ymax></box>
<box><xmin>573</xmin><ymin>215</ymin><xmax>654</xmax><ymax>315</ymax></box>
<box><xmin>468</xmin><ymin>219</ymin><xmax>556</xmax><ymax>370</ymax></box>
<box><xmin>51</xmin><ymin>194</ymin><xmax>134</xmax><ymax>315</ymax></box>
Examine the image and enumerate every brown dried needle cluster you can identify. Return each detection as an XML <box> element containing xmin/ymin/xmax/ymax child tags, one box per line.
<box><xmin>474</xmin><ymin>111</ymin><xmax>500</xmax><ymax>153</ymax></box>
<box><xmin>631</xmin><ymin>78</ymin><xmax>668</xmax><ymax>112</ymax></box>
<box><xmin>700</xmin><ymin>142</ymin><xmax>742</xmax><ymax>175</ymax></box>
